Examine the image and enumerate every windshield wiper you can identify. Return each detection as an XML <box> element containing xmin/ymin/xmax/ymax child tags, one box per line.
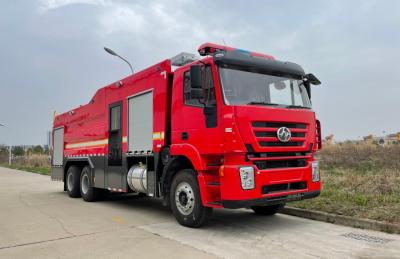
<box><xmin>285</xmin><ymin>105</ymin><xmax>310</xmax><ymax>109</ymax></box>
<box><xmin>247</xmin><ymin>101</ymin><xmax>280</xmax><ymax>106</ymax></box>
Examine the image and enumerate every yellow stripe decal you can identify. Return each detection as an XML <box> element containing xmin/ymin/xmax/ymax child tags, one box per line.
<box><xmin>66</xmin><ymin>139</ymin><xmax>108</xmax><ymax>149</ymax></box>
<box><xmin>153</xmin><ymin>132</ymin><xmax>161</xmax><ymax>140</ymax></box>
<box><xmin>153</xmin><ymin>131</ymin><xmax>165</xmax><ymax>141</ymax></box>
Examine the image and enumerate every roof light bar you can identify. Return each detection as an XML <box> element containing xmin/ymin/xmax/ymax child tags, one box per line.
<box><xmin>197</xmin><ymin>42</ymin><xmax>274</xmax><ymax>60</ymax></box>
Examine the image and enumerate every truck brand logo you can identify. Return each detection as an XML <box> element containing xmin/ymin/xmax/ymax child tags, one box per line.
<box><xmin>277</xmin><ymin>127</ymin><xmax>291</xmax><ymax>142</ymax></box>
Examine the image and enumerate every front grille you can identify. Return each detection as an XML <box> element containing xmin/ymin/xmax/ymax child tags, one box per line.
<box><xmin>262</xmin><ymin>181</ymin><xmax>307</xmax><ymax>194</ymax></box>
<box><xmin>252</xmin><ymin>121</ymin><xmax>307</xmax><ymax>148</ymax></box>
<box><xmin>246</xmin><ymin>149</ymin><xmax>312</xmax><ymax>170</ymax></box>
<box><xmin>254</xmin><ymin>159</ymin><xmax>307</xmax><ymax>170</ymax></box>
<box><xmin>255</xmin><ymin>132</ymin><xmax>306</xmax><ymax>138</ymax></box>
<box><xmin>252</xmin><ymin>122</ymin><xmax>307</xmax><ymax>129</ymax></box>
<box><xmin>252</xmin><ymin>152</ymin><xmax>307</xmax><ymax>157</ymax></box>
<box><xmin>260</xmin><ymin>141</ymin><xmax>303</xmax><ymax>147</ymax></box>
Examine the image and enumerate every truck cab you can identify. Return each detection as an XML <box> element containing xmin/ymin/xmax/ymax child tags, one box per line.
<box><xmin>169</xmin><ymin>43</ymin><xmax>321</xmax><ymax>213</ymax></box>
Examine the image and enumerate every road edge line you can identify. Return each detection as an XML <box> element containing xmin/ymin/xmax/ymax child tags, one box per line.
<box><xmin>281</xmin><ymin>207</ymin><xmax>400</xmax><ymax>234</ymax></box>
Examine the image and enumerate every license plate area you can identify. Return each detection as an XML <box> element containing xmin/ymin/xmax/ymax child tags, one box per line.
<box><xmin>286</xmin><ymin>193</ymin><xmax>304</xmax><ymax>201</ymax></box>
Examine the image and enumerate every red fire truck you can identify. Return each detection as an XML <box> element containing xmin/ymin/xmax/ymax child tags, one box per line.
<box><xmin>51</xmin><ymin>43</ymin><xmax>322</xmax><ymax>227</ymax></box>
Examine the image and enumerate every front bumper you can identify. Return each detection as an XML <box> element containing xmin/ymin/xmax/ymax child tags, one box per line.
<box><xmin>222</xmin><ymin>190</ymin><xmax>320</xmax><ymax>209</ymax></box>
<box><xmin>219</xmin><ymin>161</ymin><xmax>321</xmax><ymax>209</ymax></box>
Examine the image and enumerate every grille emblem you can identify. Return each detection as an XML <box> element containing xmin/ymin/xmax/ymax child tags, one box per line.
<box><xmin>277</xmin><ymin>127</ymin><xmax>291</xmax><ymax>142</ymax></box>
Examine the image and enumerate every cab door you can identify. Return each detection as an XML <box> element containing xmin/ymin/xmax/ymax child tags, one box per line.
<box><xmin>171</xmin><ymin>63</ymin><xmax>222</xmax><ymax>155</ymax></box>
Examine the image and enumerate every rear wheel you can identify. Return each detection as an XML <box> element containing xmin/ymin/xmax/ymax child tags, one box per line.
<box><xmin>66</xmin><ymin>165</ymin><xmax>81</xmax><ymax>198</ymax></box>
<box><xmin>80</xmin><ymin>166</ymin><xmax>99</xmax><ymax>202</ymax></box>
<box><xmin>170</xmin><ymin>169</ymin><xmax>212</xmax><ymax>228</ymax></box>
<box><xmin>251</xmin><ymin>204</ymin><xmax>285</xmax><ymax>215</ymax></box>
<box><xmin>98</xmin><ymin>189</ymin><xmax>109</xmax><ymax>200</ymax></box>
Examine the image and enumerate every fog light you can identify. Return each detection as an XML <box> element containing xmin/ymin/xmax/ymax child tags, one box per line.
<box><xmin>312</xmin><ymin>161</ymin><xmax>320</xmax><ymax>182</ymax></box>
<box><xmin>239</xmin><ymin>166</ymin><xmax>255</xmax><ymax>190</ymax></box>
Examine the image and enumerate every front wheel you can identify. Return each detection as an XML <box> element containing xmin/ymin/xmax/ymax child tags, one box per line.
<box><xmin>251</xmin><ymin>204</ymin><xmax>285</xmax><ymax>216</ymax></box>
<box><xmin>170</xmin><ymin>169</ymin><xmax>212</xmax><ymax>228</ymax></box>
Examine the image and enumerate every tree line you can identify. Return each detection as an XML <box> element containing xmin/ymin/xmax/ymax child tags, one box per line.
<box><xmin>0</xmin><ymin>145</ymin><xmax>49</xmax><ymax>157</ymax></box>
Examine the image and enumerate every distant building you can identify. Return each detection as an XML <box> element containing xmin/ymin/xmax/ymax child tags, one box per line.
<box><xmin>363</xmin><ymin>133</ymin><xmax>399</xmax><ymax>145</ymax></box>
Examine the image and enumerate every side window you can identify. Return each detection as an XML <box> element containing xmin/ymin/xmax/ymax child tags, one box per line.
<box><xmin>110</xmin><ymin>105</ymin><xmax>121</xmax><ymax>131</ymax></box>
<box><xmin>183</xmin><ymin>65</ymin><xmax>216</xmax><ymax>107</ymax></box>
<box><xmin>184</xmin><ymin>71</ymin><xmax>201</xmax><ymax>106</ymax></box>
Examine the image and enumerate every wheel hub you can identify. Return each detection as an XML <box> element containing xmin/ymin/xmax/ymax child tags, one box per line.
<box><xmin>67</xmin><ymin>173</ymin><xmax>74</xmax><ymax>191</ymax></box>
<box><xmin>175</xmin><ymin>182</ymin><xmax>195</xmax><ymax>216</ymax></box>
<box><xmin>81</xmin><ymin>174</ymin><xmax>89</xmax><ymax>195</ymax></box>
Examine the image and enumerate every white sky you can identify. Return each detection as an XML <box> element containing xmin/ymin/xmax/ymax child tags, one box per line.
<box><xmin>0</xmin><ymin>0</ymin><xmax>399</xmax><ymax>145</ymax></box>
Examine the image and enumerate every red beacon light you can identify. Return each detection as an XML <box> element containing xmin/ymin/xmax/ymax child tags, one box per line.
<box><xmin>198</xmin><ymin>42</ymin><xmax>236</xmax><ymax>56</ymax></box>
<box><xmin>197</xmin><ymin>42</ymin><xmax>274</xmax><ymax>60</ymax></box>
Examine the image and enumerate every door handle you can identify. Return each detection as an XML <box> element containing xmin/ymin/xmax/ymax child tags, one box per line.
<box><xmin>181</xmin><ymin>132</ymin><xmax>188</xmax><ymax>140</ymax></box>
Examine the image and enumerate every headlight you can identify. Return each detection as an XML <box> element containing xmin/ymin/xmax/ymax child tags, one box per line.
<box><xmin>239</xmin><ymin>166</ymin><xmax>255</xmax><ymax>190</ymax></box>
<box><xmin>311</xmin><ymin>161</ymin><xmax>320</xmax><ymax>182</ymax></box>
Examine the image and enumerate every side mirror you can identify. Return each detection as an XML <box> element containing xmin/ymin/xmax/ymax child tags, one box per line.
<box><xmin>189</xmin><ymin>64</ymin><xmax>204</xmax><ymax>99</ymax></box>
<box><xmin>190</xmin><ymin>65</ymin><xmax>202</xmax><ymax>89</ymax></box>
<box><xmin>305</xmin><ymin>73</ymin><xmax>321</xmax><ymax>85</ymax></box>
<box><xmin>305</xmin><ymin>84</ymin><xmax>311</xmax><ymax>99</ymax></box>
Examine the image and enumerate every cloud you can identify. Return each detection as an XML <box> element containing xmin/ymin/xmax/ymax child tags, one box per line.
<box><xmin>38</xmin><ymin>0</ymin><xmax>108</xmax><ymax>12</ymax></box>
<box><xmin>98</xmin><ymin>4</ymin><xmax>146</xmax><ymax>35</ymax></box>
<box><xmin>0</xmin><ymin>0</ymin><xmax>399</xmax><ymax>144</ymax></box>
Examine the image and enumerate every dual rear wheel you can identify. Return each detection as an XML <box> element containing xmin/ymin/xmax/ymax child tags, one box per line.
<box><xmin>66</xmin><ymin>165</ymin><xmax>107</xmax><ymax>202</ymax></box>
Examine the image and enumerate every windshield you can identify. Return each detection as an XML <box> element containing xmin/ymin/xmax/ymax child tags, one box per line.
<box><xmin>219</xmin><ymin>67</ymin><xmax>311</xmax><ymax>108</ymax></box>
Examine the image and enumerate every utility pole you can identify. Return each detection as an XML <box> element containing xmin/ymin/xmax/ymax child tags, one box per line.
<box><xmin>0</xmin><ymin>123</ymin><xmax>11</xmax><ymax>165</ymax></box>
<box><xmin>8</xmin><ymin>145</ymin><xmax>11</xmax><ymax>165</ymax></box>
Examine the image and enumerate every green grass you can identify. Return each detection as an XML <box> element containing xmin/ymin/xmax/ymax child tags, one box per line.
<box><xmin>289</xmin><ymin>146</ymin><xmax>400</xmax><ymax>224</ymax></box>
<box><xmin>0</xmin><ymin>163</ymin><xmax>51</xmax><ymax>175</ymax></box>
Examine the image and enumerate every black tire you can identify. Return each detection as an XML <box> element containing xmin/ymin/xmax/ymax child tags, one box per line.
<box><xmin>80</xmin><ymin>166</ymin><xmax>99</xmax><ymax>202</ymax></box>
<box><xmin>137</xmin><ymin>193</ymin><xmax>147</xmax><ymax>198</ymax></box>
<box><xmin>251</xmin><ymin>204</ymin><xmax>285</xmax><ymax>215</ymax></box>
<box><xmin>66</xmin><ymin>165</ymin><xmax>81</xmax><ymax>198</ymax></box>
<box><xmin>170</xmin><ymin>169</ymin><xmax>212</xmax><ymax>228</ymax></box>
<box><xmin>97</xmin><ymin>189</ymin><xmax>109</xmax><ymax>200</ymax></box>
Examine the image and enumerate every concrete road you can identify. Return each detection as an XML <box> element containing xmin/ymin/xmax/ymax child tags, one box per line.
<box><xmin>0</xmin><ymin>167</ymin><xmax>399</xmax><ymax>259</ymax></box>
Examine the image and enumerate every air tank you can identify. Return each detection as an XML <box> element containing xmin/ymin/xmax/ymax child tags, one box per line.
<box><xmin>127</xmin><ymin>164</ymin><xmax>147</xmax><ymax>193</ymax></box>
